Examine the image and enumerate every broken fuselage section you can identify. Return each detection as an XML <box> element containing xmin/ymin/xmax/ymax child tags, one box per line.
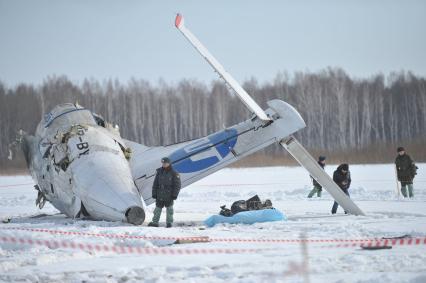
<box><xmin>23</xmin><ymin>103</ymin><xmax>145</xmax><ymax>225</ymax></box>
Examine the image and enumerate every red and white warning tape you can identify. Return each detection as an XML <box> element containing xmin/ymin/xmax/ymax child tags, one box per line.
<box><xmin>0</xmin><ymin>234</ymin><xmax>424</xmax><ymax>257</ymax></box>
<box><xmin>0</xmin><ymin>235</ymin><xmax>260</xmax><ymax>255</ymax></box>
<box><xmin>1</xmin><ymin>227</ymin><xmax>426</xmax><ymax>246</ymax></box>
<box><xmin>0</xmin><ymin>227</ymin><xmax>211</xmax><ymax>242</ymax></box>
<box><xmin>323</xmin><ymin>237</ymin><xmax>426</xmax><ymax>249</ymax></box>
<box><xmin>0</xmin><ymin>226</ymin><xmax>382</xmax><ymax>243</ymax></box>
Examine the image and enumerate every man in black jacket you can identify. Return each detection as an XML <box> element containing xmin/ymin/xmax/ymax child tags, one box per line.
<box><xmin>395</xmin><ymin>147</ymin><xmax>417</xmax><ymax>198</ymax></box>
<box><xmin>308</xmin><ymin>156</ymin><xmax>326</xmax><ymax>198</ymax></box>
<box><xmin>148</xmin><ymin>157</ymin><xmax>181</xmax><ymax>228</ymax></box>
<box><xmin>331</xmin><ymin>163</ymin><xmax>351</xmax><ymax>214</ymax></box>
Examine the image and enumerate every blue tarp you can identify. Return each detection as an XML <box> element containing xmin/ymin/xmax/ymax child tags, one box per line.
<box><xmin>204</xmin><ymin>209</ymin><xmax>286</xmax><ymax>227</ymax></box>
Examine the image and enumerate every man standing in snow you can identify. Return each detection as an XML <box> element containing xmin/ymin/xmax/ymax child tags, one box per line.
<box><xmin>331</xmin><ymin>163</ymin><xmax>351</xmax><ymax>214</ymax></box>
<box><xmin>395</xmin><ymin>147</ymin><xmax>417</xmax><ymax>198</ymax></box>
<box><xmin>148</xmin><ymin>157</ymin><xmax>181</xmax><ymax>228</ymax></box>
<box><xmin>308</xmin><ymin>156</ymin><xmax>326</xmax><ymax>198</ymax></box>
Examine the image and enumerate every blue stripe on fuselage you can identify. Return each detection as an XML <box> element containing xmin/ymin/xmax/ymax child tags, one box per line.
<box><xmin>169</xmin><ymin>128</ymin><xmax>238</xmax><ymax>173</ymax></box>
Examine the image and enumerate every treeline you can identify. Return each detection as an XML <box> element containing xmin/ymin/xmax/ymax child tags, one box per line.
<box><xmin>1</xmin><ymin>68</ymin><xmax>425</xmax><ymax>171</ymax></box>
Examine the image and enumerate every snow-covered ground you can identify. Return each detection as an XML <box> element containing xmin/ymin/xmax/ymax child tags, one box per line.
<box><xmin>1</xmin><ymin>164</ymin><xmax>426</xmax><ymax>283</ymax></box>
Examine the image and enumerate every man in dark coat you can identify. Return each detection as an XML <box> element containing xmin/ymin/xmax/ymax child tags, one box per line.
<box><xmin>148</xmin><ymin>157</ymin><xmax>181</xmax><ymax>228</ymax></box>
<box><xmin>395</xmin><ymin>147</ymin><xmax>417</xmax><ymax>198</ymax></box>
<box><xmin>308</xmin><ymin>156</ymin><xmax>326</xmax><ymax>198</ymax></box>
<box><xmin>331</xmin><ymin>163</ymin><xmax>351</xmax><ymax>214</ymax></box>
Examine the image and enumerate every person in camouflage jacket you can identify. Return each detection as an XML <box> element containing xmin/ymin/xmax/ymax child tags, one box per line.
<box><xmin>148</xmin><ymin>157</ymin><xmax>181</xmax><ymax>227</ymax></box>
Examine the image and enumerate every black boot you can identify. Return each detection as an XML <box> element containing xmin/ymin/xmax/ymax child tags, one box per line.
<box><xmin>148</xmin><ymin>222</ymin><xmax>159</xmax><ymax>227</ymax></box>
<box><xmin>166</xmin><ymin>223</ymin><xmax>172</xmax><ymax>228</ymax></box>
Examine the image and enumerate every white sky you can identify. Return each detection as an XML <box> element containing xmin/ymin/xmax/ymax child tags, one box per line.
<box><xmin>0</xmin><ymin>0</ymin><xmax>425</xmax><ymax>86</ymax></box>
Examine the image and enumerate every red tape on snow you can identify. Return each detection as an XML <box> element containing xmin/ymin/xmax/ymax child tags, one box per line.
<box><xmin>321</xmin><ymin>237</ymin><xmax>426</xmax><ymax>249</ymax></box>
<box><xmin>0</xmin><ymin>226</ymin><xmax>381</xmax><ymax>243</ymax></box>
<box><xmin>1</xmin><ymin>227</ymin><xmax>426</xmax><ymax>246</ymax></box>
<box><xmin>0</xmin><ymin>235</ymin><xmax>260</xmax><ymax>255</ymax></box>
<box><xmin>0</xmin><ymin>234</ymin><xmax>424</xmax><ymax>257</ymax></box>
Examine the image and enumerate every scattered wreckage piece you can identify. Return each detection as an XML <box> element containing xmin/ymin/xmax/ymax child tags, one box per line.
<box><xmin>174</xmin><ymin>236</ymin><xmax>210</xmax><ymax>245</ymax></box>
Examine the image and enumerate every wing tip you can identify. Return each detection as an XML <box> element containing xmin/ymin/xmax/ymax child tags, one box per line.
<box><xmin>175</xmin><ymin>13</ymin><xmax>184</xmax><ymax>29</ymax></box>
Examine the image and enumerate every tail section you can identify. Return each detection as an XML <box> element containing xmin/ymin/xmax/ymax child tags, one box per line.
<box><xmin>129</xmin><ymin>14</ymin><xmax>365</xmax><ymax>216</ymax></box>
<box><xmin>131</xmin><ymin>99</ymin><xmax>305</xmax><ymax>204</ymax></box>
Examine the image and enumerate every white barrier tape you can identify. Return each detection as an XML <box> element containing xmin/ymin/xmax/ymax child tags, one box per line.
<box><xmin>1</xmin><ymin>235</ymin><xmax>424</xmax><ymax>257</ymax></box>
<box><xmin>1</xmin><ymin>227</ymin><xmax>425</xmax><ymax>246</ymax></box>
<box><xmin>321</xmin><ymin>238</ymin><xmax>426</xmax><ymax>249</ymax></box>
<box><xmin>0</xmin><ymin>235</ymin><xmax>262</xmax><ymax>255</ymax></box>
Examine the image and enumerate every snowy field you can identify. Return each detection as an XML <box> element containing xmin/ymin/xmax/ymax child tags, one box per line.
<box><xmin>1</xmin><ymin>164</ymin><xmax>426</xmax><ymax>283</ymax></box>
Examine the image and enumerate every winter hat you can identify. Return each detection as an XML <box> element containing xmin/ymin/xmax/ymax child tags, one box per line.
<box><xmin>319</xmin><ymin>156</ymin><xmax>326</xmax><ymax>162</ymax></box>
<box><xmin>161</xmin><ymin>157</ymin><xmax>171</xmax><ymax>163</ymax></box>
<box><xmin>341</xmin><ymin>163</ymin><xmax>349</xmax><ymax>171</ymax></box>
<box><xmin>397</xmin><ymin>147</ymin><xmax>405</xmax><ymax>152</ymax></box>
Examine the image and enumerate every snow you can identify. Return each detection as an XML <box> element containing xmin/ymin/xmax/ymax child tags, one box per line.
<box><xmin>1</xmin><ymin>163</ymin><xmax>426</xmax><ymax>282</ymax></box>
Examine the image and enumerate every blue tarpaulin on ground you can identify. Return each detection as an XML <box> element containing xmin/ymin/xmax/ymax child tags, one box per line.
<box><xmin>204</xmin><ymin>209</ymin><xmax>286</xmax><ymax>227</ymax></box>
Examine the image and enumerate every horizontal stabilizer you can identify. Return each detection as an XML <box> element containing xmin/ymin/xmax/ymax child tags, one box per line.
<box><xmin>175</xmin><ymin>14</ymin><xmax>270</xmax><ymax>122</ymax></box>
<box><xmin>280</xmin><ymin>136</ymin><xmax>365</xmax><ymax>216</ymax></box>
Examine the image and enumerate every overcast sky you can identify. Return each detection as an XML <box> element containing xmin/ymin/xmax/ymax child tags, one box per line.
<box><xmin>0</xmin><ymin>0</ymin><xmax>425</xmax><ymax>86</ymax></box>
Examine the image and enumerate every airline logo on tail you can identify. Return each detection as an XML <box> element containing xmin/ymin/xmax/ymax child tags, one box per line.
<box><xmin>170</xmin><ymin>129</ymin><xmax>238</xmax><ymax>173</ymax></box>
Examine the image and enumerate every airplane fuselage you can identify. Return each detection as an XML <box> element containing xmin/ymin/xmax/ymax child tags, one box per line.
<box><xmin>27</xmin><ymin>103</ymin><xmax>146</xmax><ymax>224</ymax></box>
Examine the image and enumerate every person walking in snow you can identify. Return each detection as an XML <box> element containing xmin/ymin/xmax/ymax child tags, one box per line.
<box><xmin>331</xmin><ymin>163</ymin><xmax>351</xmax><ymax>214</ymax></box>
<box><xmin>308</xmin><ymin>156</ymin><xmax>326</xmax><ymax>198</ymax></box>
<box><xmin>395</xmin><ymin>147</ymin><xmax>417</xmax><ymax>198</ymax></box>
<box><xmin>148</xmin><ymin>157</ymin><xmax>181</xmax><ymax>228</ymax></box>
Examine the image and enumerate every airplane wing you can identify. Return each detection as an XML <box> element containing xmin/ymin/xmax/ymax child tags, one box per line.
<box><xmin>280</xmin><ymin>137</ymin><xmax>365</xmax><ymax>216</ymax></box>
<box><xmin>175</xmin><ymin>14</ymin><xmax>271</xmax><ymax>122</ymax></box>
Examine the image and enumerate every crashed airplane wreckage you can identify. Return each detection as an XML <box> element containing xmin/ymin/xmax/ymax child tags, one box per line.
<box><xmin>9</xmin><ymin>14</ymin><xmax>365</xmax><ymax>225</ymax></box>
